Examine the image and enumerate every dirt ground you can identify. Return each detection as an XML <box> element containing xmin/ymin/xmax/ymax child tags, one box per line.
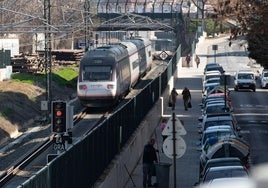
<box><xmin>0</xmin><ymin>79</ymin><xmax>76</xmax><ymax>146</ymax></box>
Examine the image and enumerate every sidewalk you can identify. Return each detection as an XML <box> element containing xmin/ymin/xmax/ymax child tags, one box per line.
<box><xmin>124</xmin><ymin>34</ymin><xmax>229</xmax><ymax>188</ymax></box>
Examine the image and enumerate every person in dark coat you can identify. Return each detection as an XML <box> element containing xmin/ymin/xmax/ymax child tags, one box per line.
<box><xmin>195</xmin><ymin>54</ymin><xmax>200</xmax><ymax>68</ymax></box>
<box><xmin>170</xmin><ymin>88</ymin><xmax>178</xmax><ymax>110</ymax></box>
<box><xmin>143</xmin><ymin>138</ymin><xmax>158</xmax><ymax>187</ymax></box>
<box><xmin>182</xmin><ymin>87</ymin><xmax>191</xmax><ymax>111</ymax></box>
<box><xmin>186</xmin><ymin>54</ymin><xmax>191</xmax><ymax>67</ymax></box>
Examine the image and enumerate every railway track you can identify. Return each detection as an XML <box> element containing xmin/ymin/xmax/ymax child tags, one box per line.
<box><xmin>0</xmin><ymin>59</ymin><xmax>167</xmax><ymax>187</ymax></box>
<box><xmin>0</xmin><ymin>107</ymin><xmax>90</xmax><ymax>187</ymax></box>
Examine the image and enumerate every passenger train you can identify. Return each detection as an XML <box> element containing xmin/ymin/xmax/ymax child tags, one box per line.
<box><xmin>77</xmin><ymin>38</ymin><xmax>152</xmax><ymax>108</ymax></box>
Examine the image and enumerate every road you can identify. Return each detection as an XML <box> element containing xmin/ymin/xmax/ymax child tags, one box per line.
<box><xmin>125</xmin><ymin>35</ymin><xmax>268</xmax><ymax>188</ymax></box>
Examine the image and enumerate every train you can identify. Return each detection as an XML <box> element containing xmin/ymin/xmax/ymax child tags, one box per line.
<box><xmin>77</xmin><ymin>38</ymin><xmax>153</xmax><ymax>108</ymax></box>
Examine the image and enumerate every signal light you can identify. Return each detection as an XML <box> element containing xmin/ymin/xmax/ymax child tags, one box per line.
<box><xmin>52</xmin><ymin>101</ymin><xmax>67</xmax><ymax>133</ymax></box>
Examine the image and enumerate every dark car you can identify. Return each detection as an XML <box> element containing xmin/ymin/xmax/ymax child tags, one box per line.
<box><xmin>204</xmin><ymin>64</ymin><xmax>225</xmax><ymax>74</ymax></box>
<box><xmin>198</xmin><ymin>113</ymin><xmax>239</xmax><ymax>133</ymax></box>
<box><xmin>204</xmin><ymin>63</ymin><xmax>224</xmax><ymax>74</ymax></box>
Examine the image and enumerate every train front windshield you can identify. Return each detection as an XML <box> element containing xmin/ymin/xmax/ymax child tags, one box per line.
<box><xmin>83</xmin><ymin>66</ymin><xmax>112</xmax><ymax>81</ymax></box>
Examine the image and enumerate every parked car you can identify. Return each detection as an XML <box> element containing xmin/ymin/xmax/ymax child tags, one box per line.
<box><xmin>234</xmin><ymin>69</ymin><xmax>256</xmax><ymax>92</ymax></box>
<box><xmin>260</xmin><ymin>69</ymin><xmax>268</xmax><ymax>88</ymax></box>
<box><xmin>203</xmin><ymin>71</ymin><xmax>222</xmax><ymax>83</ymax></box>
<box><xmin>201</xmin><ymin>102</ymin><xmax>232</xmax><ymax>116</ymax></box>
<box><xmin>199</xmin><ymin>157</ymin><xmax>244</xmax><ymax>180</ymax></box>
<box><xmin>199</xmin><ymin>137</ymin><xmax>250</xmax><ymax>171</ymax></box>
<box><xmin>200</xmin><ymin>94</ymin><xmax>231</xmax><ymax>109</ymax></box>
<box><xmin>199</xmin><ymin>128</ymin><xmax>235</xmax><ymax>146</ymax></box>
<box><xmin>201</xmin><ymin>165</ymin><xmax>249</xmax><ymax>183</ymax></box>
<box><xmin>198</xmin><ymin>113</ymin><xmax>239</xmax><ymax>133</ymax></box>
<box><xmin>202</xmin><ymin>86</ymin><xmax>230</xmax><ymax>100</ymax></box>
<box><xmin>197</xmin><ymin>177</ymin><xmax>252</xmax><ymax>188</ymax></box>
<box><xmin>203</xmin><ymin>77</ymin><xmax>221</xmax><ymax>89</ymax></box>
<box><xmin>200</xmin><ymin>98</ymin><xmax>226</xmax><ymax>111</ymax></box>
<box><xmin>204</xmin><ymin>64</ymin><xmax>225</xmax><ymax>74</ymax></box>
<box><xmin>204</xmin><ymin>62</ymin><xmax>221</xmax><ymax>72</ymax></box>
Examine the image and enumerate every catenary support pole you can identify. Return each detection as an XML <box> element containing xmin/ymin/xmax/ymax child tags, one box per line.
<box><xmin>172</xmin><ymin>111</ymin><xmax>177</xmax><ymax>188</ymax></box>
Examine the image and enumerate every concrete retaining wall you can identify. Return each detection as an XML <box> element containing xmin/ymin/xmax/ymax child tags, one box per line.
<box><xmin>94</xmin><ymin>77</ymin><xmax>173</xmax><ymax>188</ymax></box>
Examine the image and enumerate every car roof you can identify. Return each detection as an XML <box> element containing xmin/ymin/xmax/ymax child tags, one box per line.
<box><xmin>205</xmin><ymin>77</ymin><xmax>221</xmax><ymax>81</ymax></box>
<box><xmin>205</xmin><ymin>102</ymin><xmax>226</xmax><ymax>107</ymax></box>
<box><xmin>202</xmin><ymin>158</ymin><xmax>243</xmax><ymax>175</ymax></box>
<box><xmin>205</xmin><ymin>70</ymin><xmax>221</xmax><ymax>75</ymax></box>
<box><xmin>200</xmin><ymin>177</ymin><xmax>253</xmax><ymax>187</ymax></box>
<box><xmin>204</xmin><ymin>62</ymin><xmax>220</xmax><ymax>67</ymax></box>
<box><xmin>205</xmin><ymin>115</ymin><xmax>233</xmax><ymax>121</ymax></box>
<box><xmin>206</xmin><ymin>157</ymin><xmax>242</xmax><ymax>164</ymax></box>
<box><xmin>237</xmin><ymin>70</ymin><xmax>255</xmax><ymax>74</ymax></box>
<box><xmin>207</xmin><ymin>165</ymin><xmax>246</xmax><ymax>171</ymax></box>
<box><xmin>206</xmin><ymin>125</ymin><xmax>232</xmax><ymax>131</ymax></box>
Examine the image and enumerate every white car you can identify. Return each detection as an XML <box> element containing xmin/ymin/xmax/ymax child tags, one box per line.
<box><xmin>260</xmin><ymin>69</ymin><xmax>268</xmax><ymax>88</ymax></box>
<box><xmin>234</xmin><ymin>70</ymin><xmax>256</xmax><ymax>92</ymax></box>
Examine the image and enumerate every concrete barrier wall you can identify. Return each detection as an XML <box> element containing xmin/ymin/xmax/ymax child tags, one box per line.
<box><xmin>94</xmin><ymin>75</ymin><xmax>174</xmax><ymax>188</ymax></box>
<box><xmin>94</xmin><ymin>99</ymin><xmax>162</xmax><ymax>188</ymax></box>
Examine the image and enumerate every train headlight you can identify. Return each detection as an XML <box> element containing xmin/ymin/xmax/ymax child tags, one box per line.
<box><xmin>79</xmin><ymin>85</ymin><xmax>87</xmax><ymax>90</ymax></box>
<box><xmin>107</xmin><ymin>84</ymin><xmax>114</xmax><ymax>89</ymax></box>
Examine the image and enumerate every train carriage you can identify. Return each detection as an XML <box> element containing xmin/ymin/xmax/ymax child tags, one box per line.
<box><xmin>77</xmin><ymin>38</ymin><xmax>152</xmax><ymax>108</ymax></box>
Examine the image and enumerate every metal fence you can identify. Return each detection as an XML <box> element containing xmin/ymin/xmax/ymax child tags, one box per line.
<box><xmin>19</xmin><ymin>45</ymin><xmax>181</xmax><ymax>188</ymax></box>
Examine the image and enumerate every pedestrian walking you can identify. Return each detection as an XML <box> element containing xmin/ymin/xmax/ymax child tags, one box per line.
<box><xmin>195</xmin><ymin>54</ymin><xmax>200</xmax><ymax>68</ymax></box>
<box><xmin>170</xmin><ymin>88</ymin><xmax>178</xmax><ymax>110</ymax></box>
<box><xmin>182</xmin><ymin>87</ymin><xmax>191</xmax><ymax>111</ymax></box>
<box><xmin>143</xmin><ymin>138</ymin><xmax>158</xmax><ymax>188</ymax></box>
<box><xmin>186</xmin><ymin>54</ymin><xmax>191</xmax><ymax>67</ymax></box>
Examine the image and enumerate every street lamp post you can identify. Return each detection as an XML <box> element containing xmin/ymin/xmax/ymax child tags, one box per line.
<box><xmin>212</xmin><ymin>44</ymin><xmax>218</xmax><ymax>62</ymax></box>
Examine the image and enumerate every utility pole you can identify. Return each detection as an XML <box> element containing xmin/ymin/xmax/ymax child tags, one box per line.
<box><xmin>44</xmin><ymin>0</ymin><xmax>52</xmax><ymax>117</ymax></box>
<box><xmin>84</xmin><ymin>0</ymin><xmax>90</xmax><ymax>51</ymax></box>
<box><xmin>172</xmin><ymin>111</ymin><xmax>177</xmax><ymax>188</ymax></box>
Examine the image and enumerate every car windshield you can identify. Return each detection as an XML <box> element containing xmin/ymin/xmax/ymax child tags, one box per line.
<box><xmin>206</xmin><ymin>79</ymin><xmax>220</xmax><ymax>84</ymax></box>
<box><xmin>204</xmin><ymin>120</ymin><xmax>233</xmax><ymax>130</ymax></box>
<box><xmin>205</xmin><ymin>105</ymin><xmax>230</xmax><ymax>114</ymax></box>
<box><xmin>238</xmin><ymin>73</ymin><xmax>254</xmax><ymax>79</ymax></box>
<box><xmin>83</xmin><ymin>65</ymin><xmax>112</xmax><ymax>81</ymax></box>
<box><xmin>202</xmin><ymin>130</ymin><xmax>233</xmax><ymax>145</ymax></box>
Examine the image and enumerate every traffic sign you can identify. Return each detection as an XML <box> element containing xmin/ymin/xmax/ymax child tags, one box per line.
<box><xmin>163</xmin><ymin>136</ymin><xmax>186</xmax><ymax>159</ymax></box>
<box><xmin>162</xmin><ymin>117</ymin><xmax>186</xmax><ymax>136</ymax></box>
<box><xmin>160</xmin><ymin>51</ymin><xmax>168</xmax><ymax>60</ymax></box>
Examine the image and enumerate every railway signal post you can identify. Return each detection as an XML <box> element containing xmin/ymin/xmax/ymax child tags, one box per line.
<box><xmin>50</xmin><ymin>101</ymin><xmax>73</xmax><ymax>155</ymax></box>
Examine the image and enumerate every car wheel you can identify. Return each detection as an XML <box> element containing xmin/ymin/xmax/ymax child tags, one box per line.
<box><xmin>253</xmin><ymin>88</ymin><xmax>256</xmax><ymax>92</ymax></box>
<box><xmin>234</xmin><ymin>87</ymin><xmax>238</xmax><ymax>91</ymax></box>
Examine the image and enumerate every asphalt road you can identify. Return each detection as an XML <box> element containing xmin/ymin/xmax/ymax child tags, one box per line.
<box><xmin>126</xmin><ymin>34</ymin><xmax>268</xmax><ymax>188</ymax></box>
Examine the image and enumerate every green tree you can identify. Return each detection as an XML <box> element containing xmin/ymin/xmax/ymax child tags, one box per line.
<box><xmin>245</xmin><ymin>2</ymin><xmax>268</xmax><ymax>68</ymax></box>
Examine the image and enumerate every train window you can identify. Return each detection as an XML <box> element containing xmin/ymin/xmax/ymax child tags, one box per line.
<box><xmin>92</xmin><ymin>59</ymin><xmax>103</xmax><ymax>64</ymax></box>
<box><xmin>83</xmin><ymin>66</ymin><xmax>112</xmax><ymax>81</ymax></box>
<box><xmin>132</xmin><ymin>60</ymin><xmax>139</xmax><ymax>69</ymax></box>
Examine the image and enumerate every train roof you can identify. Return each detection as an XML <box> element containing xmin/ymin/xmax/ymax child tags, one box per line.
<box><xmin>81</xmin><ymin>44</ymin><xmax>129</xmax><ymax>63</ymax></box>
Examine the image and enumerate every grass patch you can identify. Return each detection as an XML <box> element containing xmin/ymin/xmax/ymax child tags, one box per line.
<box><xmin>52</xmin><ymin>67</ymin><xmax>78</xmax><ymax>87</ymax></box>
<box><xmin>11</xmin><ymin>67</ymin><xmax>78</xmax><ymax>87</ymax></box>
<box><xmin>12</xmin><ymin>73</ymin><xmax>45</xmax><ymax>85</ymax></box>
